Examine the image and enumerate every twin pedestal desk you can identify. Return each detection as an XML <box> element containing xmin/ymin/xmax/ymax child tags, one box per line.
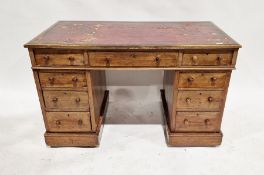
<box><xmin>24</xmin><ymin>21</ymin><xmax>241</xmax><ymax>147</ymax></box>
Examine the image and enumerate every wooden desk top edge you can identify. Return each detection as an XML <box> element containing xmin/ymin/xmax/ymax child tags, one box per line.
<box><xmin>24</xmin><ymin>21</ymin><xmax>241</xmax><ymax>49</ymax></box>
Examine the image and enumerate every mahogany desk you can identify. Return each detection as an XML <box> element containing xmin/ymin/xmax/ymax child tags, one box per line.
<box><xmin>24</xmin><ymin>21</ymin><xmax>241</xmax><ymax>147</ymax></box>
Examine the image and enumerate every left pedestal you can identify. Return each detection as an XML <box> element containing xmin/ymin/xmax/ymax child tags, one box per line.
<box><xmin>28</xmin><ymin>49</ymin><xmax>107</xmax><ymax>147</ymax></box>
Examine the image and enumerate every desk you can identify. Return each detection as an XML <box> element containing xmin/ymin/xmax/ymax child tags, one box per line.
<box><xmin>24</xmin><ymin>21</ymin><xmax>241</xmax><ymax>147</ymax></box>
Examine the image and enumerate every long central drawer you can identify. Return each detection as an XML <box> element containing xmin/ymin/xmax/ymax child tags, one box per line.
<box><xmin>89</xmin><ymin>52</ymin><xmax>178</xmax><ymax>67</ymax></box>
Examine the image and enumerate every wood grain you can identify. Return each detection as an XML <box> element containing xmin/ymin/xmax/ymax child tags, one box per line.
<box><xmin>34</xmin><ymin>50</ymin><xmax>85</xmax><ymax>66</ymax></box>
<box><xmin>166</xmin><ymin>129</ymin><xmax>222</xmax><ymax>147</ymax></box>
<box><xmin>182</xmin><ymin>50</ymin><xmax>233</xmax><ymax>66</ymax></box>
<box><xmin>176</xmin><ymin>90</ymin><xmax>223</xmax><ymax>111</ymax></box>
<box><xmin>161</xmin><ymin>90</ymin><xmax>222</xmax><ymax>146</ymax></box>
<box><xmin>89</xmin><ymin>52</ymin><xmax>178</xmax><ymax>67</ymax></box>
<box><xmin>45</xmin><ymin>132</ymin><xmax>99</xmax><ymax>147</ymax></box>
<box><xmin>87</xmin><ymin>70</ymin><xmax>106</xmax><ymax>131</ymax></box>
<box><xmin>39</xmin><ymin>72</ymin><xmax>87</xmax><ymax>88</ymax></box>
<box><xmin>178</xmin><ymin>72</ymin><xmax>227</xmax><ymax>89</ymax></box>
<box><xmin>175</xmin><ymin>112</ymin><xmax>221</xmax><ymax>132</ymax></box>
<box><xmin>43</xmin><ymin>90</ymin><xmax>89</xmax><ymax>111</ymax></box>
<box><xmin>163</xmin><ymin>70</ymin><xmax>178</xmax><ymax>131</ymax></box>
<box><xmin>44</xmin><ymin>91</ymin><xmax>109</xmax><ymax>147</ymax></box>
<box><xmin>46</xmin><ymin>112</ymin><xmax>91</xmax><ymax>132</ymax></box>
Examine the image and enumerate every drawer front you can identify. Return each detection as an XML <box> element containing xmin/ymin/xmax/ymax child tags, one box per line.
<box><xmin>182</xmin><ymin>51</ymin><xmax>233</xmax><ymax>66</ymax></box>
<box><xmin>176</xmin><ymin>90</ymin><xmax>223</xmax><ymax>111</ymax></box>
<box><xmin>178</xmin><ymin>72</ymin><xmax>227</xmax><ymax>89</ymax></box>
<box><xmin>39</xmin><ymin>72</ymin><xmax>87</xmax><ymax>88</ymax></box>
<box><xmin>46</xmin><ymin>112</ymin><xmax>91</xmax><ymax>132</ymax></box>
<box><xmin>35</xmin><ymin>53</ymin><xmax>85</xmax><ymax>66</ymax></box>
<box><xmin>89</xmin><ymin>52</ymin><xmax>178</xmax><ymax>67</ymax></box>
<box><xmin>43</xmin><ymin>91</ymin><xmax>89</xmax><ymax>111</ymax></box>
<box><xmin>175</xmin><ymin>112</ymin><xmax>221</xmax><ymax>132</ymax></box>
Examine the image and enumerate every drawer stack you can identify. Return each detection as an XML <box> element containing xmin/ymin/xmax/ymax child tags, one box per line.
<box><xmin>41</xmin><ymin>80</ymin><xmax>91</xmax><ymax>132</ymax></box>
<box><xmin>34</xmin><ymin>50</ymin><xmax>92</xmax><ymax>134</ymax></box>
<box><xmin>29</xmin><ymin>49</ymin><xmax>107</xmax><ymax>147</ymax></box>
<box><xmin>164</xmin><ymin>49</ymin><xmax>235</xmax><ymax>146</ymax></box>
<box><xmin>175</xmin><ymin>71</ymin><xmax>229</xmax><ymax>132</ymax></box>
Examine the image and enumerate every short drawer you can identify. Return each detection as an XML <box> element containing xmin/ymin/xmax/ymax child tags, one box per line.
<box><xmin>46</xmin><ymin>112</ymin><xmax>91</xmax><ymax>132</ymax></box>
<box><xmin>39</xmin><ymin>72</ymin><xmax>87</xmax><ymax>88</ymax></box>
<box><xmin>43</xmin><ymin>91</ymin><xmax>89</xmax><ymax>111</ymax></box>
<box><xmin>182</xmin><ymin>50</ymin><xmax>233</xmax><ymax>66</ymax></box>
<box><xmin>178</xmin><ymin>72</ymin><xmax>227</xmax><ymax>89</ymax></box>
<box><xmin>176</xmin><ymin>90</ymin><xmax>223</xmax><ymax>111</ymax></box>
<box><xmin>175</xmin><ymin>112</ymin><xmax>221</xmax><ymax>132</ymax></box>
<box><xmin>89</xmin><ymin>52</ymin><xmax>178</xmax><ymax>67</ymax></box>
<box><xmin>35</xmin><ymin>50</ymin><xmax>85</xmax><ymax>66</ymax></box>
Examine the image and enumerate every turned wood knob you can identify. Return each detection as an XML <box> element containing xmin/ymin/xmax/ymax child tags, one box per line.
<box><xmin>130</xmin><ymin>53</ymin><xmax>136</xmax><ymax>58</ymax></box>
<box><xmin>155</xmin><ymin>57</ymin><xmax>160</xmax><ymax>63</ymax></box>
<box><xmin>78</xmin><ymin>119</ymin><xmax>83</xmax><ymax>126</ymax></box>
<box><xmin>187</xmin><ymin>77</ymin><xmax>194</xmax><ymax>83</ymax></box>
<box><xmin>72</xmin><ymin>77</ymin><xmax>78</xmax><ymax>82</ymax></box>
<box><xmin>105</xmin><ymin>57</ymin><xmax>110</xmax><ymax>65</ymax></box>
<box><xmin>68</xmin><ymin>56</ymin><xmax>75</xmax><ymax>61</ymax></box>
<box><xmin>43</xmin><ymin>55</ymin><xmax>50</xmax><ymax>63</ymax></box>
<box><xmin>75</xmin><ymin>98</ymin><xmax>81</xmax><ymax>103</ymax></box>
<box><xmin>211</xmin><ymin>77</ymin><xmax>217</xmax><ymax>82</ymax></box>
<box><xmin>43</xmin><ymin>55</ymin><xmax>49</xmax><ymax>60</ymax></box>
<box><xmin>55</xmin><ymin>120</ymin><xmax>61</xmax><ymax>125</ymax></box>
<box><xmin>52</xmin><ymin>97</ymin><xmax>58</xmax><ymax>102</ymax></box>
<box><xmin>208</xmin><ymin>96</ymin><xmax>213</xmax><ymax>102</ymax></box>
<box><xmin>48</xmin><ymin>77</ymin><xmax>55</xmax><ymax>83</ymax></box>
<box><xmin>205</xmin><ymin>119</ymin><xmax>210</xmax><ymax>125</ymax></box>
<box><xmin>217</xmin><ymin>56</ymin><xmax>222</xmax><ymax>64</ymax></box>
<box><xmin>186</xmin><ymin>97</ymin><xmax>191</xmax><ymax>103</ymax></box>
<box><xmin>192</xmin><ymin>55</ymin><xmax>198</xmax><ymax>64</ymax></box>
<box><xmin>184</xmin><ymin>119</ymin><xmax>189</xmax><ymax>125</ymax></box>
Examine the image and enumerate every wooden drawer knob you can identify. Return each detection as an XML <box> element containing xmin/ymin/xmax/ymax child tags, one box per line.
<box><xmin>217</xmin><ymin>56</ymin><xmax>222</xmax><ymax>64</ymax></box>
<box><xmin>155</xmin><ymin>57</ymin><xmax>160</xmax><ymax>63</ymax></box>
<box><xmin>75</xmin><ymin>98</ymin><xmax>81</xmax><ymax>103</ymax></box>
<box><xmin>43</xmin><ymin>55</ymin><xmax>50</xmax><ymax>63</ymax></box>
<box><xmin>48</xmin><ymin>77</ymin><xmax>55</xmax><ymax>83</ymax></box>
<box><xmin>52</xmin><ymin>97</ymin><xmax>58</xmax><ymax>102</ymax></box>
<box><xmin>192</xmin><ymin>55</ymin><xmax>198</xmax><ymax>64</ymax></box>
<box><xmin>78</xmin><ymin>119</ymin><xmax>83</xmax><ymax>126</ymax></box>
<box><xmin>187</xmin><ymin>77</ymin><xmax>194</xmax><ymax>83</ymax></box>
<box><xmin>72</xmin><ymin>77</ymin><xmax>78</xmax><ymax>82</ymax></box>
<box><xmin>184</xmin><ymin>119</ymin><xmax>189</xmax><ymax>125</ymax></box>
<box><xmin>208</xmin><ymin>96</ymin><xmax>213</xmax><ymax>102</ymax></box>
<box><xmin>68</xmin><ymin>56</ymin><xmax>75</xmax><ymax>61</ymax></box>
<box><xmin>204</xmin><ymin>119</ymin><xmax>210</xmax><ymax>125</ymax></box>
<box><xmin>55</xmin><ymin>120</ymin><xmax>61</xmax><ymax>125</ymax></box>
<box><xmin>130</xmin><ymin>53</ymin><xmax>136</xmax><ymax>58</ymax></box>
<box><xmin>211</xmin><ymin>77</ymin><xmax>217</xmax><ymax>82</ymax></box>
<box><xmin>43</xmin><ymin>55</ymin><xmax>49</xmax><ymax>60</ymax></box>
<box><xmin>105</xmin><ymin>57</ymin><xmax>110</xmax><ymax>65</ymax></box>
<box><xmin>186</xmin><ymin>97</ymin><xmax>191</xmax><ymax>103</ymax></box>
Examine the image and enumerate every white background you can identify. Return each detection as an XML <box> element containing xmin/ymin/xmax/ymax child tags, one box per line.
<box><xmin>0</xmin><ymin>0</ymin><xmax>264</xmax><ymax>174</ymax></box>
